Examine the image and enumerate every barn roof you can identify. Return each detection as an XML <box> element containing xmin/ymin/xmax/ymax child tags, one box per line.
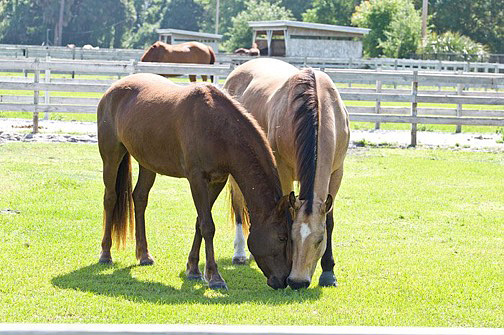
<box><xmin>155</xmin><ymin>29</ymin><xmax>223</xmax><ymax>40</ymax></box>
<box><xmin>248</xmin><ymin>20</ymin><xmax>370</xmax><ymax>36</ymax></box>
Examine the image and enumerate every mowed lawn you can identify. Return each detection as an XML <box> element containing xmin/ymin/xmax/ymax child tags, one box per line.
<box><xmin>0</xmin><ymin>143</ymin><xmax>503</xmax><ymax>326</ymax></box>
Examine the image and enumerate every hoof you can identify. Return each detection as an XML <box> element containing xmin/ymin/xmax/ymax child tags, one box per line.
<box><xmin>98</xmin><ymin>252</ymin><xmax>112</xmax><ymax>264</ymax></box>
<box><xmin>139</xmin><ymin>257</ymin><xmax>154</xmax><ymax>266</ymax></box>
<box><xmin>187</xmin><ymin>273</ymin><xmax>203</xmax><ymax>281</ymax></box>
<box><xmin>209</xmin><ymin>280</ymin><xmax>228</xmax><ymax>290</ymax></box>
<box><xmin>319</xmin><ymin>271</ymin><xmax>337</xmax><ymax>287</ymax></box>
<box><xmin>232</xmin><ymin>256</ymin><xmax>247</xmax><ymax>265</ymax></box>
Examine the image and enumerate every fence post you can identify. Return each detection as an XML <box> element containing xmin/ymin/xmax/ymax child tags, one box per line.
<box><xmin>410</xmin><ymin>70</ymin><xmax>418</xmax><ymax>147</ymax></box>
<box><xmin>129</xmin><ymin>59</ymin><xmax>137</xmax><ymax>75</ymax></box>
<box><xmin>44</xmin><ymin>56</ymin><xmax>51</xmax><ymax>120</ymax></box>
<box><xmin>375</xmin><ymin>78</ymin><xmax>382</xmax><ymax>130</ymax></box>
<box><xmin>455</xmin><ymin>70</ymin><xmax>463</xmax><ymax>133</ymax></box>
<box><xmin>32</xmin><ymin>58</ymin><xmax>40</xmax><ymax>134</ymax></box>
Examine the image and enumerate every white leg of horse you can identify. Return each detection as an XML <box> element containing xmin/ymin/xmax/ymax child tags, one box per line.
<box><xmin>233</xmin><ymin>223</ymin><xmax>248</xmax><ymax>265</ymax></box>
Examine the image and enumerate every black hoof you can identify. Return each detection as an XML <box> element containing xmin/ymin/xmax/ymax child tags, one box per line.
<box><xmin>98</xmin><ymin>257</ymin><xmax>112</xmax><ymax>265</ymax></box>
<box><xmin>139</xmin><ymin>258</ymin><xmax>154</xmax><ymax>266</ymax></box>
<box><xmin>232</xmin><ymin>256</ymin><xmax>247</xmax><ymax>265</ymax></box>
<box><xmin>187</xmin><ymin>273</ymin><xmax>203</xmax><ymax>281</ymax></box>
<box><xmin>209</xmin><ymin>281</ymin><xmax>228</xmax><ymax>290</ymax></box>
<box><xmin>319</xmin><ymin>271</ymin><xmax>337</xmax><ymax>287</ymax></box>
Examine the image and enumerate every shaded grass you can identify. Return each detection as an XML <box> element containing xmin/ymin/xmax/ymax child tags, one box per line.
<box><xmin>0</xmin><ymin>143</ymin><xmax>503</xmax><ymax>325</ymax></box>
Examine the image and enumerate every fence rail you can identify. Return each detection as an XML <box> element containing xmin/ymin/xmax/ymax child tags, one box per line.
<box><xmin>1</xmin><ymin>324</ymin><xmax>503</xmax><ymax>335</ymax></box>
<box><xmin>1</xmin><ymin>58</ymin><xmax>503</xmax><ymax>146</ymax></box>
<box><xmin>1</xmin><ymin>44</ymin><xmax>503</xmax><ymax>73</ymax></box>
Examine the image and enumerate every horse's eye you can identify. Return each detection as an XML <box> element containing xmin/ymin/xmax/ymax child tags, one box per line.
<box><xmin>279</xmin><ymin>234</ymin><xmax>288</xmax><ymax>242</ymax></box>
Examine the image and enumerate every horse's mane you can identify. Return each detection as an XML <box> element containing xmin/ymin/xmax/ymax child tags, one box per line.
<box><xmin>291</xmin><ymin>68</ymin><xmax>319</xmax><ymax>214</ymax></box>
<box><xmin>202</xmin><ymin>85</ymin><xmax>283</xmax><ymax>201</ymax></box>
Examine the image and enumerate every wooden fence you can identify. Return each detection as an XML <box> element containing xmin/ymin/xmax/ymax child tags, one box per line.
<box><xmin>1</xmin><ymin>44</ymin><xmax>503</xmax><ymax>73</ymax></box>
<box><xmin>0</xmin><ymin>58</ymin><xmax>503</xmax><ymax>146</ymax></box>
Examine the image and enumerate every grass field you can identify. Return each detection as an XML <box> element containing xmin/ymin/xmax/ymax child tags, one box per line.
<box><xmin>0</xmin><ymin>143</ymin><xmax>503</xmax><ymax>326</ymax></box>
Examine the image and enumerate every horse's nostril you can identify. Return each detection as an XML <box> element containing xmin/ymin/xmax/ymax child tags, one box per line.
<box><xmin>287</xmin><ymin>278</ymin><xmax>310</xmax><ymax>290</ymax></box>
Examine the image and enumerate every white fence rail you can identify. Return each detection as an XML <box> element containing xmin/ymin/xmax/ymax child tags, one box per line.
<box><xmin>1</xmin><ymin>58</ymin><xmax>503</xmax><ymax>146</ymax></box>
<box><xmin>0</xmin><ymin>324</ymin><xmax>502</xmax><ymax>335</ymax></box>
<box><xmin>1</xmin><ymin>44</ymin><xmax>503</xmax><ymax>73</ymax></box>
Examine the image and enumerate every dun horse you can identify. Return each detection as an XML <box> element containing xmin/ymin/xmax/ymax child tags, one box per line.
<box><xmin>141</xmin><ymin>41</ymin><xmax>216</xmax><ymax>82</ymax></box>
<box><xmin>224</xmin><ymin>58</ymin><xmax>350</xmax><ymax>289</ymax></box>
<box><xmin>97</xmin><ymin>73</ymin><xmax>292</xmax><ymax>290</ymax></box>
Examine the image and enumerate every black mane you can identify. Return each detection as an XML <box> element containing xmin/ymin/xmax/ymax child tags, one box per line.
<box><xmin>291</xmin><ymin>68</ymin><xmax>319</xmax><ymax>214</ymax></box>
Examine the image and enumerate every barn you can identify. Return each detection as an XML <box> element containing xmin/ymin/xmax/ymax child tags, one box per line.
<box><xmin>248</xmin><ymin>20</ymin><xmax>370</xmax><ymax>58</ymax></box>
<box><xmin>155</xmin><ymin>28</ymin><xmax>223</xmax><ymax>52</ymax></box>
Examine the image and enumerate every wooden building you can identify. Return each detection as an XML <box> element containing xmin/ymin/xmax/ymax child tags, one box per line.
<box><xmin>248</xmin><ymin>20</ymin><xmax>370</xmax><ymax>58</ymax></box>
<box><xmin>156</xmin><ymin>29</ymin><xmax>223</xmax><ymax>52</ymax></box>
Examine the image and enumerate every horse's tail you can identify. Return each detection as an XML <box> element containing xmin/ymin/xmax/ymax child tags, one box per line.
<box><xmin>208</xmin><ymin>46</ymin><xmax>216</xmax><ymax>82</ymax></box>
<box><xmin>227</xmin><ymin>178</ymin><xmax>250</xmax><ymax>237</ymax></box>
<box><xmin>107</xmin><ymin>152</ymin><xmax>134</xmax><ymax>249</ymax></box>
<box><xmin>289</xmin><ymin>68</ymin><xmax>319</xmax><ymax>214</ymax></box>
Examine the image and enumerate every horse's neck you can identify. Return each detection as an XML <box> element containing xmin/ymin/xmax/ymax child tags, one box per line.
<box><xmin>227</xmin><ymin>146</ymin><xmax>279</xmax><ymax>221</ymax></box>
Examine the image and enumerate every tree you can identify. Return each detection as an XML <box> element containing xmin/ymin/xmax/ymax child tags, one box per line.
<box><xmin>124</xmin><ymin>0</ymin><xmax>168</xmax><ymax>49</ymax></box>
<box><xmin>302</xmin><ymin>0</ymin><xmax>356</xmax><ymax>26</ymax></box>
<box><xmin>352</xmin><ymin>0</ymin><xmax>422</xmax><ymax>58</ymax></box>
<box><xmin>160</xmin><ymin>0</ymin><xmax>205</xmax><ymax>32</ymax></box>
<box><xmin>280</xmin><ymin>0</ymin><xmax>314</xmax><ymax>20</ymax></box>
<box><xmin>430</xmin><ymin>0</ymin><xmax>503</xmax><ymax>53</ymax></box>
<box><xmin>421</xmin><ymin>31</ymin><xmax>489</xmax><ymax>61</ymax></box>
<box><xmin>0</xmin><ymin>1</ymin><xmax>46</xmax><ymax>45</ymax></box>
<box><xmin>223</xmin><ymin>0</ymin><xmax>293</xmax><ymax>52</ymax></box>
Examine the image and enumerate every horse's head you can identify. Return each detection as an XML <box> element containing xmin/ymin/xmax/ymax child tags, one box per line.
<box><xmin>287</xmin><ymin>192</ymin><xmax>333</xmax><ymax>289</ymax></box>
<box><xmin>247</xmin><ymin>195</ymin><xmax>293</xmax><ymax>289</ymax></box>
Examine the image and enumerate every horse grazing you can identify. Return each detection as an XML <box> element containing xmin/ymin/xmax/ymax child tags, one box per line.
<box><xmin>97</xmin><ymin>73</ymin><xmax>292</xmax><ymax>290</ymax></box>
<box><xmin>140</xmin><ymin>41</ymin><xmax>216</xmax><ymax>82</ymax></box>
<box><xmin>234</xmin><ymin>43</ymin><xmax>260</xmax><ymax>57</ymax></box>
<box><xmin>224</xmin><ymin>58</ymin><xmax>350</xmax><ymax>289</ymax></box>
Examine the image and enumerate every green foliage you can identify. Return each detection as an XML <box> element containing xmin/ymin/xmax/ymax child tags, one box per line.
<box><xmin>379</xmin><ymin>5</ymin><xmax>422</xmax><ymax>58</ymax></box>
<box><xmin>430</xmin><ymin>0</ymin><xmax>504</xmax><ymax>53</ymax></box>
<box><xmin>160</xmin><ymin>0</ymin><xmax>205</xmax><ymax>32</ymax></box>
<box><xmin>197</xmin><ymin>0</ymin><xmax>247</xmax><ymax>41</ymax></box>
<box><xmin>223</xmin><ymin>0</ymin><xmax>293</xmax><ymax>52</ymax></box>
<box><xmin>280</xmin><ymin>0</ymin><xmax>314</xmax><ymax>20</ymax></box>
<box><xmin>1</xmin><ymin>143</ymin><xmax>503</xmax><ymax>325</ymax></box>
<box><xmin>352</xmin><ymin>0</ymin><xmax>422</xmax><ymax>58</ymax></box>
<box><xmin>0</xmin><ymin>0</ymin><xmax>46</xmax><ymax>45</ymax></box>
<box><xmin>421</xmin><ymin>31</ymin><xmax>490</xmax><ymax>61</ymax></box>
<box><xmin>302</xmin><ymin>0</ymin><xmax>355</xmax><ymax>26</ymax></box>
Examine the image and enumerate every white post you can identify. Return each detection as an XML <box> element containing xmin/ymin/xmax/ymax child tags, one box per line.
<box><xmin>44</xmin><ymin>56</ymin><xmax>51</xmax><ymax>120</ymax></box>
<box><xmin>32</xmin><ymin>58</ymin><xmax>40</xmax><ymax>134</ymax></box>
<box><xmin>456</xmin><ymin>70</ymin><xmax>463</xmax><ymax>133</ymax></box>
<box><xmin>266</xmin><ymin>30</ymin><xmax>273</xmax><ymax>56</ymax></box>
<box><xmin>375</xmin><ymin>79</ymin><xmax>382</xmax><ymax>130</ymax></box>
<box><xmin>410</xmin><ymin>71</ymin><xmax>418</xmax><ymax>147</ymax></box>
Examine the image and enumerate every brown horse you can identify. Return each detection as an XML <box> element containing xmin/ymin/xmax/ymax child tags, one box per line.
<box><xmin>97</xmin><ymin>73</ymin><xmax>292</xmax><ymax>290</ymax></box>
<box><xmin>140</xmin><ymin>41</ymin><xmax>216</xmax><ymax>82</ymax></box>
<box><xmin>234</xmin><ymin>43</ymin><xmax>260</xmax><ymax>57</ymax></box>
<box><xmin>224</xmin><ymin>58</ymin><xmax>350</xmax><ymax>289</ymax></box>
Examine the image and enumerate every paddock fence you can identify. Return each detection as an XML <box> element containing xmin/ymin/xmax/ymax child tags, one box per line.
<box><xmin>1</xmin><ymin>44</ymin><xmax>503</xmax><ymax>73</ymax></box>
<box><xmin>0</xmin><ymin>324</ymin><xmax>503</xmax><ymax>335</ymax></box>
<box><xmin>0</xmin><ymin>58</ymin><xmax>503</xmax><ymax>146</ymax></box>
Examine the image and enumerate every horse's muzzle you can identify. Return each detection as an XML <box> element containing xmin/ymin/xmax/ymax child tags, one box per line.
<box><xmin>267</xmin><ymin>276</ymin><xmax>287</xmax><ymax>290</ymax></box>
<box><xmin>287</xmin><ymin>278</ymin><xmax>310</xmax><ymax>290</ymax></box>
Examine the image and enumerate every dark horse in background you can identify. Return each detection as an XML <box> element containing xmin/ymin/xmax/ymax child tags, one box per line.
<box><xmin>97</xmin><ymin>73</ymin><xmax>292</xmax><ymax>290</ymax></box>
<box><xmin>140</xmin><ymin>41</ymin><xmax>216</xmax><ymax>82</ymax></box>
<box><xmin>224</xmin><ymin>58</ymin><xmax>350</xmax><ymax>290</ymax></box>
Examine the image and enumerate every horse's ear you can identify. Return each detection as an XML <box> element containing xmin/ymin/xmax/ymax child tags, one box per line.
<box><xmin>324</xmin><ymin>194</ymin><xmax>333</xmax><ymax>213</ymax></box>
<box><xmin>289</xmin><ymin>191</ymin><xmax>296</xmax><ymax>208</ymax></box>
<box><xmin>275</xmin><ymin>195</ymin><xmax>291</xmax><ymax>218</ymax></box>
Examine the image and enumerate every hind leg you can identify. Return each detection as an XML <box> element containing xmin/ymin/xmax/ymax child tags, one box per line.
<box><xmin>99</xmin><ymin>144</ymin><xmax>127</xmax><ymax>264</ymax></box>
<box><xmin>319</xmin><ymin>168</ymin><xmax>343</xmax><ymax>287</ymax></box>
<box><xmin>133</xmin><ymin>165</ymin><xmax>157</xmax><ymax>265</ymax></box>
<box><xmin>201</xmin><ymin>75</ymin><xmax>208</xmax><ymax>82</ymax></box>
<box><xmin>230</xmin><ymin>176</ymin><xmax>247</xmax><ymax>265</ymax></box>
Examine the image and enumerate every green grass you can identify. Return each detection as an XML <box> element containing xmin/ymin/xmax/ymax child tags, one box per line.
<box><xmin>0</xmin><ymin>143</ymin><xmax>503</xmax><ymax>325</ymax></box>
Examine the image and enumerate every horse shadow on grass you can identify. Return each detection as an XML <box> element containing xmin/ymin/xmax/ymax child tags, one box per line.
<box><xmin>51</xmin><ymin>258</ymin><xmax>322</xmax><ymax>305</ymax></box>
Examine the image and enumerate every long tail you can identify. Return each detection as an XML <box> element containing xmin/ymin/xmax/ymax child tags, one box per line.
<box><xmin>227</xmin><ymin>179</ymin><xmax>250</xmax><ymax>237</ymax></box>
<box><xmin>290</xmin><ymin>68</ymin><xmax>319</xmax><ymax>215</ymax></box>
<box><xmin>109</xmin><ymin>153</ymin><xmax>134</xmax><ymax>249</ymax></box>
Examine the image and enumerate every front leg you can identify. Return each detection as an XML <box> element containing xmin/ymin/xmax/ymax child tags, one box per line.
<box><xmin>187</xmin><ymin>175</ymin><xmax>227</xmax><ymax>290</ymax></box>
<box><xmin>319</xmin><ymin>211</ymin><xmax>337</xmax><ymax>287</ymax></box>
<box><xmin>319</xmin><ymin>168</ymin><xmax>343</xmax><ymax>287</ymax></box>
